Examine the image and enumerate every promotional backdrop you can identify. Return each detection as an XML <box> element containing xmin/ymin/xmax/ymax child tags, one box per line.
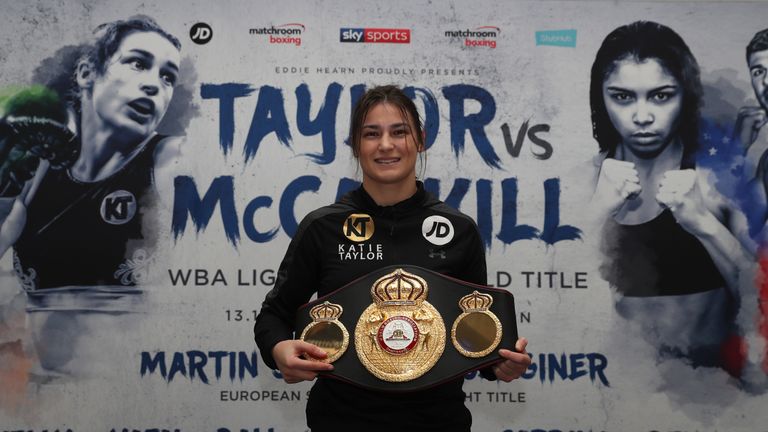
<box><xmin>1</xmin><ymin>1</ymin><xmax>767</xmax><ymax>431</ymax></box>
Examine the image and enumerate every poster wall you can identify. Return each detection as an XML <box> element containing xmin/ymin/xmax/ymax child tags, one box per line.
<box><xmin>0</xmin><ymin>0</ymin><xmax>767</xmax><ymax>431</ymax></box>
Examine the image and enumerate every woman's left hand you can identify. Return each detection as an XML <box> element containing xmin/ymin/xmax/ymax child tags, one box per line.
<box><xmin>492</xmin><ymin>337</ymin><xmax>531</xmax><ymax>382</ymax></box>
<box><xmin>656</xmin><ymin>169</ymin><xmax>713</xmax><ymax>235</ymax></box>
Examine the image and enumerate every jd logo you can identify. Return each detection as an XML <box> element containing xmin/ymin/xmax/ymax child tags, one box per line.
<box><xmin>190</xmin><ymin>22</ymin><xmax>213</xmax><ymax>45</ymax></box>
<box><xmin>343</xmin><ymin>213</ymin><xmax>375</xmax><ymax>242</ymax></box>
<box><xmin>100</xmin><ymin>190</ymin><xmax>137</xmax><ymax>225</ymax></box>
<box><xmin>422</xmin><ymin>215</ymin><xmax>454</xmax><ymax>246</ymax></box>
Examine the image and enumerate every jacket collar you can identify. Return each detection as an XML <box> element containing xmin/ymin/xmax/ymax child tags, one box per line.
<box><xmin>340</xmin><ymin>181</ymin><xmax>437</xmax><ymax>216</ymax></box>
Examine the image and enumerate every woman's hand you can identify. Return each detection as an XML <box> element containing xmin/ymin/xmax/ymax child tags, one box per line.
<box><xmin>272</xmin><ymin>340</ymin><xmax>334</xmax><ymax>384</ymax></box>
<box><xmin>656</xmin><ymin>169</ymin><xmax>714</xmax><ymax>235</ymax></box>
<box><xmin>591</xmin><ymin>159</ymin><xmax>641</xmax><ymax>218</ymax></box>
<box><xmin>492</xmin><ymin>337</ymin><xmax>531</xmax><ymax>382</ymax></box>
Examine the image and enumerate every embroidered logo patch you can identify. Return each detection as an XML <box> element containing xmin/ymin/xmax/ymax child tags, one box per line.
<box><xmin>100</xmin><ymin>190</ymin><xmax>137</xmax><ymax>225</ymax></box>
<box><xmin>343</xmin><ymin>213</ymin><xmax>375</xmax><ymax>242</ymax></box>
<box><xmin>422</xmin><ymin>215</ymin><xmax>454</xmax><ymax>246</ymax></box>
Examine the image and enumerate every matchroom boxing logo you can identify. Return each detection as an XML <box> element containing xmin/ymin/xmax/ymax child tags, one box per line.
<box><xmin>249</xmin><ymin>23</ymin><xmax>305</xmax><ymax>46</ymax></box>
<box><xmin>340</xmin><ymin>27</ymin><xmax>411</xmax><ymax>44</ymax></box>
<box><xmin>444</xmin><ymin>26</ymin><xmax>500</xmax><ymax>48</ymax></box>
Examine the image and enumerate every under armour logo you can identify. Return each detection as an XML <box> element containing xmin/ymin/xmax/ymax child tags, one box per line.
<box><xmin>428</xmin><ymin>249</ymin><xmax>447</xmax><ymax>259</ymax></box>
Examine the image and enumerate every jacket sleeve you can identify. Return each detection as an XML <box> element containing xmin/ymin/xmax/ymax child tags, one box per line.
<box><xmin>461</xmin><ymin>220</ymin><xmax>501</xmax><ymax>381</ymax></box>
<box><xmin>253</xmin><ymin>215</ymin><xmax>321</xmax><ymax>370</ymax></box>
<box><xmin>455</xmin><ymin>217</ymin><xmax>487</xmax><ymax>286</ymax></box>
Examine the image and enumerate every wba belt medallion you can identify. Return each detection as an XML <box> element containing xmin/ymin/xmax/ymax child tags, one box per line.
<box><xmin>299</xmin><ymin>301</ymin><xmax>349</xmax><ymax>363</ymax></box>
<box><xmin>354</xmin><ymin>268</ymin><xmax>446</xmax><ymax>382</ymax></box>
<box><xmin>451</xmin><ymin>291</ymin><xmax>502</xmax><ymax>357</ymax></box>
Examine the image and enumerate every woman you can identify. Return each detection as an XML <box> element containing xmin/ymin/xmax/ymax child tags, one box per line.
<box><xmin>589</xmin><ymin>21</ymin><xmax>752</xmax><ymax>369</ymax></box>
<box><xmin>1</xmin><ymin>17</ymin><xmax>181</xmax><ymax>291</ymax></box>
<box><xmin>254</xmin><ymin>85</ymin><xmax>530</xmax><ymax>431</ymax></box>
<box><xmin>0</xmin><ymin>17</ymin><xmax>183</xmax><ymax>375</ymax></box>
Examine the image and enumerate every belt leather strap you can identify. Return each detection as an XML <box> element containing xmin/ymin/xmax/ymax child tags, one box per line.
<box><xmin>295</xmin><ymin>264</ymin><xmax>518</xmax><ymax>392</ymax></box>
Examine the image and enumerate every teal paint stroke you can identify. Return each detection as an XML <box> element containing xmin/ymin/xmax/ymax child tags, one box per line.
<box><xmin>536</xmin><ymin>29</ymin><xmax>577</xmax><ymax>47</ymax></box>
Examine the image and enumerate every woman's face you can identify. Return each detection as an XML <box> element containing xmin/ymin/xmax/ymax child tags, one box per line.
<box><xmin>86</xmin><ymin>31</ymin><xmax>180</xmax><ymax>142</ymax></box>
<box><xmin>602</xmin><ymin>57</ymin><xmax>682</xmax><ymax>159</ymax></box>
<box><xmin>357</xmin><ymin>102</ymin><xmax>422</xmax><ymax>189</ymax></box>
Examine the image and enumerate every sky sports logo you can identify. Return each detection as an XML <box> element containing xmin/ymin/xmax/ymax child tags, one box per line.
<box><xmin>340</xmin><ymin>28</ymin><xmax>410</xmax><ymax>43</ymax></box>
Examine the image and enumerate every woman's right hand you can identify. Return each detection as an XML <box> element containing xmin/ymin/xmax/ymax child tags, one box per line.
<box><xmin>272</xmin><ymin>340</ymin><xmax>334</xmax><ymax>384</ymax></box>
<box><xmin>0</xmin><ymin>86</ymin><xmax>76</xmax><ymax>197</ymax></box>
<box><xmin>591</xmin><ymin>158</ymin><xmax>641</xmax><ymax>217</ymax></box>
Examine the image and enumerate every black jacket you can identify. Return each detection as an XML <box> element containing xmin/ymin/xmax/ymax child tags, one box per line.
<box><xmin>254</xmin><ymin>182</ymin><xmax>488</xmax><ymax>431</ymax></box>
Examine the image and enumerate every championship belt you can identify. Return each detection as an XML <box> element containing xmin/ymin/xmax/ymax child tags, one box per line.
<box><xmin>296</xmin><ymin>265</ymin><xmax>518</xmax><ymax>392</ymax></box>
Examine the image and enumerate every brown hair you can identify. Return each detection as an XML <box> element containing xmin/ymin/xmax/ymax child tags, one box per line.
<box><xmin>590</xmin><ymin>21</ymin><xmax>701</xmax><ymax>164</ymax></box>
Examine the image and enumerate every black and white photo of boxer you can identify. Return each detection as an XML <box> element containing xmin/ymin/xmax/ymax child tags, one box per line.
<box><xmin>588</xmin><ymin>21</ymin><xmax>753</xmax><ymax>370</ymax></box>
<box><xmin>0</xmin><ymin>16</ymin><xmax>183</xmax><ymax>377</ymax></box>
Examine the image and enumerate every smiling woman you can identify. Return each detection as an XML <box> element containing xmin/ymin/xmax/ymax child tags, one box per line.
<box><xmin>254</xmin><ymin>85</ymin><xmax>531</xmax><ymax>432</ymax></box>
<box><xmin>353</xmin><ymin>97</ymin><xmax>424</xmax><ymax>205</ymax></box>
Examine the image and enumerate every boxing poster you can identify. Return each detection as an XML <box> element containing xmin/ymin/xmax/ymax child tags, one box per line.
<box><xmin>0</xmin><ymin>1</ymin><xmax>767</xmax><ymax>431</ymax></box>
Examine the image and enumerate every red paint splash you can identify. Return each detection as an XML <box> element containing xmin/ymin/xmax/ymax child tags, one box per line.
<box><xmin>759</xmin><ymin>249</ymin><xmax>768</xmax><ymax>373</ymax></box>
<box><xmin>0</xmin><ymin>339</ymin><xmax>33</xmax><ymax>412</ymax></box>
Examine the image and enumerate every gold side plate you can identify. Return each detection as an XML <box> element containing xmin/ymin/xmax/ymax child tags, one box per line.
<box><xmin>300</xmin><ymin>301</ymin><xmax>349</xmax><ymax>363</ymax></box>
<box><xmin>451</xmin><ymin>291</ymin><xmax>502</xmax><ymax>358</ymax></box>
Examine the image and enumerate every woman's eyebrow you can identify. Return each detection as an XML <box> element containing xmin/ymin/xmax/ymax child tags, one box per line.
<box><xmin>605</xmin><ymin>83</ymin><xmax>678</xmax><ymax>91</ymax></box>
<box><xmin>126</xmin><ymin>48</ymin><xmax>180</xmax><ymax>72</ymax></box>
<box><xmin>605</xmin><ymin>85</ymin><xmax>633</xmax><ymax>92</ymax></box>
<box><xmin>127</xmin><ymin>48</ymin><xmax>153</xmax><ymax>59</ymax></box>
<box><xmin>362</xmin><ymin>122</ymin><xmax>411</xmax><ymax>130</ymax></box>
<box><xmin>649</xmin><ymin>84</ymin><xmax>678</xmax><ymax>91</ymax></box>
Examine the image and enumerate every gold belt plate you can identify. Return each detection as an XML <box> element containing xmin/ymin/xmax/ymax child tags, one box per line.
<box><xmin>451</xmin><ymin>291</ymin><xmax>502</xmax><ymax>358</ymax></box>
<box><xmin>299</xmin><ymin>301</ymin><xmax>349</xmax><ymax>363</ymax></box>
<box><xmin>354</xmin><ymin>268</ymin><xmax>445</xmax><ymax>382</ymax></box>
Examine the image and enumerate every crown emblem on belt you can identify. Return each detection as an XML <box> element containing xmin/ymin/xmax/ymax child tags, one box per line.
<box><xmin>458</xmin><ymin>291</ymin><xmax>493</xmax><ymax>312</ymax></box>
<box><xmin>309</xmin><ymin>301</ymin><xmax>344</xmax><ymax>321</ymax></box>
<box><xmin>371</xmin><ymin>268</ymin><xmax>428</xmax><ymax>306</ymax></box>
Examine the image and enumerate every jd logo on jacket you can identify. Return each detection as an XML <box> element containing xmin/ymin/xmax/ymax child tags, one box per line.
<box><xmin>422</xmin><ymin>215</ymin><xmax>454</xmax><ymax>246</ymax></box>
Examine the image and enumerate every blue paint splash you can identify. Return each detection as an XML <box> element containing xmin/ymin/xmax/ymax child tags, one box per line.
<box><xmin>696</xmin><ymin>118</ymin><xmax>766</xmax><ymax>239</ymax></box>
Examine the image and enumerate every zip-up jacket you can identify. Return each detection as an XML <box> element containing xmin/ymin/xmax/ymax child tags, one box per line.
<box><xmin>254</xmin><ymin>182</ymin><xmax>488</xmax><ymax>431</ymax></box>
